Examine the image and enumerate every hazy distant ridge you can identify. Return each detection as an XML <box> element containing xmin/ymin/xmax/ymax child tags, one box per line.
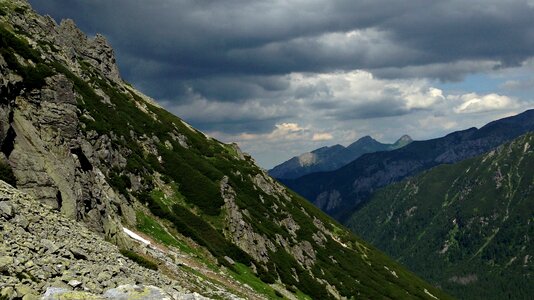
<box><xmin>269</xmin><ymin>135</ymin><xmax>412</xmax><ymax>179</ymax></box>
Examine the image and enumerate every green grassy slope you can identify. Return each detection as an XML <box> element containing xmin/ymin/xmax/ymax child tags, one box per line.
<box><xmin>347</xmin><ymin>133</ymin><xmax>534</xmax><ymax>299</ymax></box>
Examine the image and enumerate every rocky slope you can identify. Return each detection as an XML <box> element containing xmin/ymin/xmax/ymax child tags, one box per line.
<box><xmin>269</xmin><ymin>135</ymin><xmax>412</xmax><ymax>179</ymax></box>
<box><xmin>0</xmin><ymin>179</ymin><xmax>219</xmax><ymax>299</ymax></box>
<box><xmin>0</xmin><ymin>0</ymin><xmax>450</xmax><ymax>299</ymax></box>
<box><xmin>283</xmin><ymin>109</ymin><xmax>534</xmax><ymax>221</ymax></box>
<box><xmin>346</xmin><ymin>132</ymin><xmax>534</xmax><ymax>299</ymax></box>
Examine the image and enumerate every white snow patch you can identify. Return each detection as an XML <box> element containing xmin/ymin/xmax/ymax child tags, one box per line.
<box><xmin>298</xmin><ymin>152</ymin><xmax>317</xmax><ymax>167</ymax></box>
<box><xmin>123</xmin><ymin>227</ymin><xmax>151</xmax><ymax>245</ymax></box>
<box><xmin>424</xmin><ymin>288</ymin><xmax>439</xmax><ymax>299</ymax></box>
<box><xmin>524</xmin><ymin>142</ymin><xmax>530</xmax><ymax>153</ymax></box>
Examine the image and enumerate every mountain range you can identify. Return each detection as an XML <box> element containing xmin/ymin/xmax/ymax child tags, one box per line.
<box><xmin>269</xmin><ymin>135</ymin><xmax>412</xmax><ymax>179</ymax></box>
<box><xmin>0</xmin><ymin>1</ymin><xmax>450</xmax><ymax>299</ymax></box>
<box><xmin>282</xmin><ymin>109</ymin><xmax>534</xmax><ymax>221</ymax></box>
<box><xmin>346</xmin><ymin>132</ymin><xmax>534</xmax><ymax>299</ymax></box>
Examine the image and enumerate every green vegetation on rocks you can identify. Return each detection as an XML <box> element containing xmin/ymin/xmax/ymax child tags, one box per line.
<box><xmin>119</xmin><ymin>249</ymin><xmax>158</xmax><ymax>271</ymax></box>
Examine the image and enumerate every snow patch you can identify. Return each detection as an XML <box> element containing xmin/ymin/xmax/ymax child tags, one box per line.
<box><xmin>298</xmin><ymin>152</ymin><xmax>317</xmax><ymax>167</ymax></box>
<box><xmin>424</xmin><ymin>288</ymin><xmax>439</xmax><ymax>299</ymax></box>
<box><xmin>123</xmin><ymin>227</ymin><xmax>151</xmax><ymax>245</ymax></box>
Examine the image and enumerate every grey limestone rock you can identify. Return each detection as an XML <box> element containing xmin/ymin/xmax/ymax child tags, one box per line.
<box><xmin>0</xmin><ymin>180</ymin><xmax>200</xmax><ymax>299</ymax></box>
<box><xmin>220</xmin><ymin>176</ymin><xmax>275</xmax><ymax>264</ymax></box>
<box><xmin>0</xmin><ymin>201</ymin><xmax>15</xmax><ymax>219</ymax></box>
<box><xmin>56</xmin><ymin>20</ymin><xmax>121</xmax><ymax>83</ymax></box>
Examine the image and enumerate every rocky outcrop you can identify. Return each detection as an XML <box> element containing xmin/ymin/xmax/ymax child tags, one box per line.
<box><xmin>222</xmin><ymin>174</ymin><xmax>319</xmax><ymax>270</ymax></box>
<box><xmin>220</xmin><ymin>176</ymin><xmax>276</xmax><ymax>264</ymax></box>
<box><xmin>56</xmin><ymin>19</ymin><xmax>121</xmax><ymax>82</ymax></box>
<box><xmin>252</xmin><ymin>172</ymin><xmax>291</xmax><ymax>202</ymax></box>
<box><xmin>3</xmin><ymin>72</ymin><xmax>130</xmax><ymax>247</ymax></box>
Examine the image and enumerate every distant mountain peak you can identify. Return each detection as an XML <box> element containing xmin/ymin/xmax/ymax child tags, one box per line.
<box><xmin>347</xmin><ymin>135</ymin><xmax>381</xmax><ymax>149</ymax></box>
<box><xmin>397</xmin><ymin>134</ymin><xmax>412</xmax><ymax>142</ymax></box>
<box><xmin>270</xmin><ymin>134</ymin><xmax>412</xmax><ymax>179</ymax></box>
<box><xmin>392</xmin><ymin>134</ymin><xmax>413</xmax><ymax>148</ymax></box>
<box><xmin>359</xmin><ymin>135</ymin><xmax>375</xmax><ymax>141</ymax></box>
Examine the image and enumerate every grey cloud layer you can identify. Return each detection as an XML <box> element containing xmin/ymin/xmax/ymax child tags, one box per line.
<box><xmin>31</xmin><ymin>0</ymin><xmax>534</xmax><ymax>76</ymax></box>
<box><xmin>28</xmin><ymin>0</ymin><xmax>534</xmax><ymax>158</ymax></box>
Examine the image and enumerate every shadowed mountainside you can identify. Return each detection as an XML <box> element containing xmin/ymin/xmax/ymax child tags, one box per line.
<box><xmin>347</xmin><ymin>132</ymin><xmax>534</xmax><ymax>299</ymax></box>
<box><xmin>283</xmin><ymin>109</ymin><xmax>534</xmax><ymax>222</ymax></box>
<box><xmin>269</xmin><ymin>135</ymin><xmax>412</xmax><ymax>179</ymax></box>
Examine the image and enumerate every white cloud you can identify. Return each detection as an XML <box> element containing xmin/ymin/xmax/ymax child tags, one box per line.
<box><xmin>164</xmin><ymin>69</ymin><xmax>531</xmax><ymax>168</ymax></box>
<box><xmin>453</xmin><ymin>93</ymin><xmax>519</xmax><ymax>113</ymax></box>
<box><xmin>232</xmin><ymin>122</ymin><xmax>308</xmax><ymax>142</ymax></box>
<box><xmin>275</xmin><ymin>122</ymin><xmax>304</xmax><ymax>132</ymax></box>
<box><xmin>403</xmin><ymin>86</ymin><xmax>445</xmax><ymax>110</ymax></box>
<box><xmin>169</xmin><ymin>70</ymin><xmax>450</xmax><ymax>129</ymax></box>
<box><xmin>287</xmin><ymin>70</ymin><xmax>446</xmax><ymax>119</ymax></box>
<box><xmin>312</xmin><ymin>132</ymin><xmax>334</xmax><ymax>141</ymax></box>
<box><xmin>268</xmin><ymin>123</ymin><xmax>308</xmax><ymax>140</ymax></box>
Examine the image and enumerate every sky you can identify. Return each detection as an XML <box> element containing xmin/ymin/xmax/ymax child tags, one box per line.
<box><xmin>29</xmin><ymin>0</ymin><xmax>534</xmax><ymax>168</ymax></box>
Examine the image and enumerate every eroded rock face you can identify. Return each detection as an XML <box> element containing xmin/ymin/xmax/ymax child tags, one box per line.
<box><xmin>2</xmin><ymin>74</ymin><xmax>129</xmax><ymax>246</ymax></box>
<box><xmin>220</xmin><ymin>176</ymin><xmax>276</xmax><ymax>264</ymax></box>
<box><xmin>221</xmin><ymin>175</ymin><xmax>319</xmax><ymax>270</ymax></box>
<box><xmin>252</xmin><ymin>172</ymin><xmax>290</xmax><ymax>201</ymax></box>
<box><xmin>57</xmin><ymin>19</ymin><xmax>121</xmax><ymax>82</ymax></box>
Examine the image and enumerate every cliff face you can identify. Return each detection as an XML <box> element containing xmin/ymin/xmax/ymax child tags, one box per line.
<box><xmin>347</xmin><ymin>133</ymin><xmax>534</xmax><ymax>299</ymax></box>
<box><xmin>0</xmin><ymin>1</ymin><xmax>451</xmax><ymax>299</ymax></box>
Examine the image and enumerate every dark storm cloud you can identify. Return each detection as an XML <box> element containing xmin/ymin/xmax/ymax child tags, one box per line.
<box><xmin>31</xmin><ymin>0</ymin><xmax>534</xmax><ymax>76</ymax></box>
<box><xmin>28</xmin><ymin>0</ymin><xmax>534</xmax><ymax>133</ymax></box>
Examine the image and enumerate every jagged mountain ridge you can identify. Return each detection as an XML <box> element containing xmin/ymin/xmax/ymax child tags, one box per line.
<box><xmin>0</xmin><ymin>1</ymin><xmax>450</xmax><ymax>299</ymax></box>
<box><xmin>282</xmin><ymin>109</ymin><xmax>534</xmax><ymax>221</ymax></box>
<box><xmin>269</xmin><ymin>135</ymin><xmax>412</xmax><ymax>179</ymax></box>
<box><xmin>346</xmin><ymin>132</ymin><xmax>534</xmax><ymax>299</ymax></box>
